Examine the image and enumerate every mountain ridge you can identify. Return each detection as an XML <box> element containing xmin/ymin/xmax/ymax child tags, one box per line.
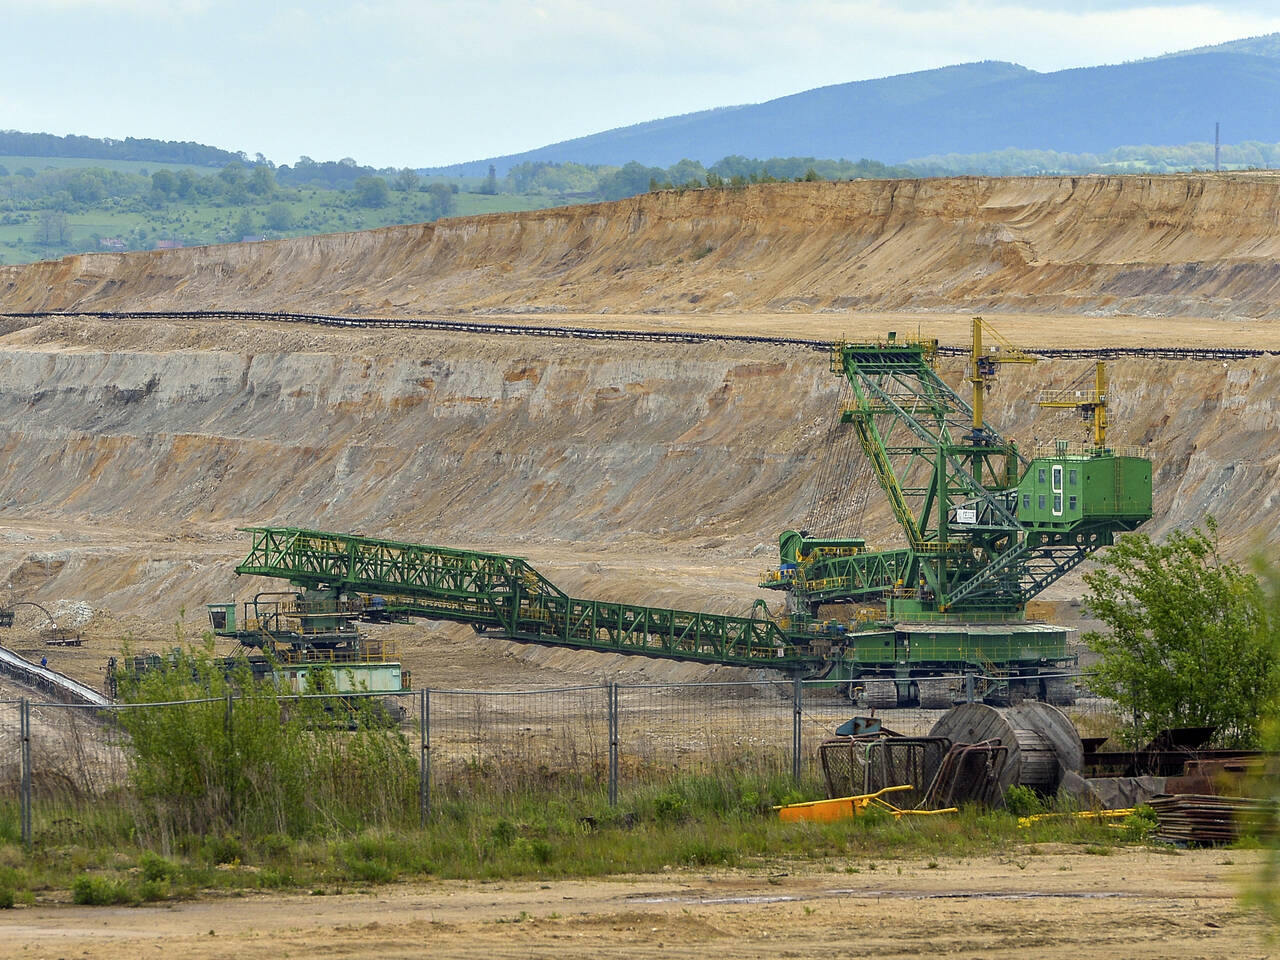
<box><xmin>429</xmin><ymin>38</ymin><xmax>1280</xmax><ymax>175</ymax></box>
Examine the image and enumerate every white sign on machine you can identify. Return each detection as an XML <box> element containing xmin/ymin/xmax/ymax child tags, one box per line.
<box><xmin>955</xmin><ymin>508</ymin><xmax>977</xmax><ymax>524</ymax></box>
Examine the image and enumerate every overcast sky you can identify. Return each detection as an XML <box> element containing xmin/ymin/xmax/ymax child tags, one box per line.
<box><xmin>4</xmin><ymin>1</ymin><xmax>1280</xmax><ymax>169</ymax></box>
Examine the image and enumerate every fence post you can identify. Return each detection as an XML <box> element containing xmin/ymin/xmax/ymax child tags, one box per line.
<box><xmin>419</xmin><ymin>688</ymin><xmax>430</xmax><ymax>826</ymax></box>
<box><xmin>607</xmin><ymin>683</ymin><xmax>619</xmax><ymax>807</ymax></box>
<box><xmin>20</xmin><ymin>698</ymin><xmax>31</xmax><ymax>849</ymax></box>
<box><xmin>965</xmin><ymin>672</ymin><xmax>975</xmax><ymax>704</ymax></box>
<box><xmin>792</xmin><ymin>677</ymin><xmax>803</xmax><ymax>783</ymax></box>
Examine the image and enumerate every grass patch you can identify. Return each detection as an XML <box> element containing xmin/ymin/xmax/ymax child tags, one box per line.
<box><xmin>1</xmin><ymin>768</ymin><xmax>1145</xmax><ymax>906</ymax></box>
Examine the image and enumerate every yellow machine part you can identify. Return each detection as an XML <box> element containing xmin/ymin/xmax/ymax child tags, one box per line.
<box><xmin>774</xmin><ymin>785</ymin><xmax>957</xmax><ymax>823</ymax></box>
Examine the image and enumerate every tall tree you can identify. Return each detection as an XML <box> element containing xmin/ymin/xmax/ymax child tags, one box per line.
<box><xmin>425</xmin><ymin>182</ymin><xmax>455</xmax><ymax>219</ymax></box>
<box><xmin>353</xmin><ymin>175</ymin><xmax>390</xmax><ymax>208</ymax></box>
<box><xmin>1083</xmin><ymin>518</ymin><xmax>1279</xmax><ymax>747</ymax></box>
<box><xmin>394</xmin><ymin>167</ymin><xmax>420</xmax><ymax>192</ymax></box>
<box><xmin>34</xmin><ymin>210</ymin><xmax>70</xmax><ymax>245</ymax></box>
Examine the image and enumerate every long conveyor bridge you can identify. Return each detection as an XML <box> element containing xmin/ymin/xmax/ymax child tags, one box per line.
<box><xmin>233</xmin><ymin>527</ymin><xmax>808</xmax><ymax>671</ymax></box>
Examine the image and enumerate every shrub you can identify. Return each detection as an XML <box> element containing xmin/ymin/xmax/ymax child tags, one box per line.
<box><xmin>1003</xmin><ymin>785</ymin><xmax>1045</xmax><ymax>817</ymax></box>
<box><xmin>490</xmin><ymin>819</ymin><xmax>518</xmax><ymax>847</ymax></box>
<box><xmin>201</xmin><ymin>835</ymin><xmax>244</xmax><ymax>866</ymax></box>
<box><xmin>114</xmin><ymin>648</ymin><xmax>417</xmax><ymax>840</ymax></box>
<box><xmin>513</xmin><ymin>837</ymin><xmax>554</xmax><ymax>865</ymax></box>
<box><xmin>1120</xmin><ymin>805</ymin><xmax>1157</xmax><ymax>842</ymax></box>
<box><xmin>652</xmin><ymin>790</ymin><xmax>688</xmax><ymax>822</ymax></box>
<box><xmin>71</xmin><ymin>874</ymin><xmax>133</xmax><ymax>906</ymax></box>
<box><xmin>138</xmin><ymin>851</ymin><xmax>178</xmax><ymax>882</ymax></box>
<box><xmin>346</xmin><ymin>859</ymin><xmax>394</xmax><ymax>884</ymax></box>
<box><xmin>138</xmin><ymin>879</ymin><xmax>169</xmax><ymax>902</ymax></box>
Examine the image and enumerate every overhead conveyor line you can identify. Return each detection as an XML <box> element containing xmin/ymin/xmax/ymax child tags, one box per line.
<box><xmin>233</xmin><ymin>527</ymin><xmax>806</xmax><ymax>671</ymax></box>
<box><xmin>1</xmin><ymin>311</ymin><xmax>1272</xmax><ymax>361</ymax></box>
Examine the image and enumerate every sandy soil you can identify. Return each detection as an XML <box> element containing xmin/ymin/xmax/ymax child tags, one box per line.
<box><xmin>0</xmin><ymin>849</ymin><xmax>1270</xmax><ymax>959</ymax></box>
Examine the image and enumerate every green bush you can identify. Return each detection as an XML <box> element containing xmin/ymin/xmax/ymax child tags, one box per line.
<box><xmin>138</xmin><ymin>879</ymin><xmax>169</xmax><ymax>902</ymax></box>
<box><xmin>71</xmin><ymin>873</ymin><xmax>133</xmax><ymax>906</ymax></box>
<box><xmin>513</xmin><ymin>837</ymin><xmax>554</xmax><ymax>865</ymax></box>
<box><xmin>0</xmin><ymin>886</ymin><xmax>13</xmax><ymax>909</ymax></box>
<box><xmin>1120</xmin><ymin>805</ymin><xmax>1158</xmax><ymax>842</ymax></box>
<box><xmin>652</xmin><ymin>790</ymin><xmax>688</xmax><ymax>822</ymax></box>
<box><xmin>346</xmin><ymin>858</ymin><xmax>394</xmax><ymax>884</ymax></box>
<box><xmin>200</xmin><ymin>835</ymin><xmax>244</xmax><ymax>866</ymax></box>
<box><xmin>114</xmin><ymin>648</ymin><xmax>417</xmax><ymax>840</ymax></box>
<box><xmin>1003</xmin><ymin>785</ymin><xmax>1045</xmax><ymax>817</ymax></box>
<box><xmin>490</xmin><ymin>819</ymin><xmax>517</xmax><ymax>847</ymax></box>
<box><xmin>138</xmin><ymin>851</ymin><xmax>178</xmax><ymax>882</ymax></box>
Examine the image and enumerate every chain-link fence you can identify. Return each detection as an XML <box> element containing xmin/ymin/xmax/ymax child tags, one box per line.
<box><xmin>2</xmin><ymin>672</ymin><xmax>1121</xmax><ymax>845</ymax></box>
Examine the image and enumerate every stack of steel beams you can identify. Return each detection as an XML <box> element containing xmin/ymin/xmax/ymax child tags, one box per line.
<box><xmin>1149</xmin><ymin>794</ymin><xmax>1275</xmax><ymax>846</ymax></box>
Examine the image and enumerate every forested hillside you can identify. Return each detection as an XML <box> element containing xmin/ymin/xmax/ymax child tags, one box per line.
<box><xmin>434</xmin><ymin>45</ymin><xmax>1280</xmax><ymax>174</ymax></box>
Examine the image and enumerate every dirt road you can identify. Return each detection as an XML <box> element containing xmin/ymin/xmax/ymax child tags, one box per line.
<box><xmin>1</xmin><ymin>849</ymin><xmax>1271</xmax><ymax>959</ymax></box>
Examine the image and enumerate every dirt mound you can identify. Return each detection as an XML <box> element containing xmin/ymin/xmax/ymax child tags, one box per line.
<box><xmin>5</xmin><ymin>175</ymin><xmax>1280</xmax><ymax>321</ymax></box>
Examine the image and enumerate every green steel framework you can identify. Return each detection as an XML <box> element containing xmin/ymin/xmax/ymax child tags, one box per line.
<box><xmin>235</xmin><ymin>527</ymin><xmax>806</xmax><ymax>670</ymax></box>
<box><xmin>219</xmin><ymin>337</ymin><xmax>1152</xmax><ymax>687</ymax></box>
<box><xmin>764</xmin><ymin>339</ymin><xmax>1152</xmax><ymax>617</ymax></box>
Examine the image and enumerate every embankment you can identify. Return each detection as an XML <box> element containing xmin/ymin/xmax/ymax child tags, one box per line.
<box><xmin>5</xmin><ymin>176</ymin><xmax>1280</xmax><ymax>320</ymax></box>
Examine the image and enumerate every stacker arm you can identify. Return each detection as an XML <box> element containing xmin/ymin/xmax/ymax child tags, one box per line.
<box><xmin>233</xmin><ymin>527</ymin><xmax>810</xmax><ymax>671</ymax></box>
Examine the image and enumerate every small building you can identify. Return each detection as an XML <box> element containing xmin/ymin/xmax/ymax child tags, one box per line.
<box><xmin>98</xmin><ymin>237</ymin><xmax>126</xmax><ymax>251</ymax></box>
<box><xmin>154</xmin><ymin>239</ymin><xmax>183</xmax><ymax>250</ymax></box>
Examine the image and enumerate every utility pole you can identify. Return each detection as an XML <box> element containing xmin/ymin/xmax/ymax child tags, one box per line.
<box><xmin>1215</xmin><ymin>122</ymin><xmax>1220</xmax><ymax>172</ymax></box>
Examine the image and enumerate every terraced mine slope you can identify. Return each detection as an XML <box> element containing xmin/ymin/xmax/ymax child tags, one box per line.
<box><xmin>0</xmin><ymin>175</ymin><xmax>1276</xmax><ymax>689</ymax></box>
<box><xmin>5</xmin><ymin>175</ymin><xmax>1280</xmax><ymax>323</ymax></box>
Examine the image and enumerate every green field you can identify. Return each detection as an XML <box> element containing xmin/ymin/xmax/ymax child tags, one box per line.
<box><xmin>0</xmin><ymin>155</ymin><xmax>586</xmax><ymax>266</ymax></box>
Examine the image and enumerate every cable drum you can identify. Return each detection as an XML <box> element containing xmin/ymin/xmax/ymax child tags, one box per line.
<box><xmin>928</xmin><ymin>701</ymin><xmax>1083</xmax><ymax>795</ymax></box>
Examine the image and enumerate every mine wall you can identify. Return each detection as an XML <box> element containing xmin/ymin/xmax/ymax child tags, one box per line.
<box><xmin>0</xmin><ymin>314</ymin><xmax>1272</xmax><ymax>628</ymax></box>
<box><xmin>5</xmin><ymin>176</ymin><xmax>1280</xmax><ymax>319</ymax></box>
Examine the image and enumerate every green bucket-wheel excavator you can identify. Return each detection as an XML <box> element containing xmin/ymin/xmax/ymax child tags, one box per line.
<box><xmin>196</xmin><ymin>319</ymin><xmax>1151</xmax><ymax>708</ymax></box>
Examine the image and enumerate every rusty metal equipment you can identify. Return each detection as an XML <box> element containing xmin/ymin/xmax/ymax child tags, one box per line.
<box><xmin>1149</xmin><ymin>794</ymin><xmax>1278</xmax><ymax>846</ymax></box>
<box><xmin>820</xmin><ymin>730</ymin><xmax>1009</xmax><ymax>809</ymax></box>
<box><xmin>923</xmin><ymin>739</ymin><xmax>1008</xmax><ymax>808</ymax></box>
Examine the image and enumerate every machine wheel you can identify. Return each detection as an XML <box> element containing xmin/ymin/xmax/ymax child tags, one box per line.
<box><xmin>860</xmin><ymin>677</ymin><xmax>901</xmax><ymax>708</ymax></box>
<box><xmin>917</xmin><ymin>677</ymin><xmax>955</xmax><ymax>710</ymax></box>
<box><xmin>1042</xmin><ymin>676</ymin><xmax>1077</xmax><ymax>707</ymax></box>
<box><xmin>1005</xmin><ymin>678</ymin><xmax>1038</xmax><ymax>705</ymax></box>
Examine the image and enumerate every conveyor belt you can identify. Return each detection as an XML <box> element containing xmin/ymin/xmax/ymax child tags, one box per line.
<box><xmin>1</xmin><ymin>310</ymin><xmax>1270</xmax><ymax>361</ymax></box>
<box><xmin>0</xmin><ymin>643</ymin><xmax>108</xmax><ymax>706</ymax></box>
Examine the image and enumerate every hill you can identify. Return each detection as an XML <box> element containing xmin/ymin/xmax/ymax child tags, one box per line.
<box><xmin>432</xmin><ymin>44</ymin><xmax>1280</xmax><ymax>175</ymax></box>
<box><xmin>0</xmin><ymin>130</ymin><xmax>245</xmax><ymax>167</ymax></box>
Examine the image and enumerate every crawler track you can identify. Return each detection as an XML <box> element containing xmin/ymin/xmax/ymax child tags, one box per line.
<box><xmin>1</xmin><ymin>310</ymin><xmax>1272</xmax><ymax>361</ymax></box>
